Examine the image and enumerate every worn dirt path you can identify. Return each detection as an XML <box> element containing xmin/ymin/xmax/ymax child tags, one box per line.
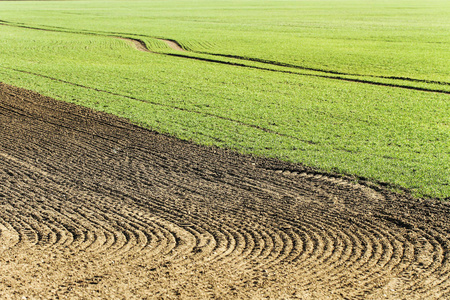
<box><xmin>116</xmin><ymin>37</ymin><xmax>151</xmax><ymax>53</ymax></box>
<box><xmin>1</xmin><ymin>83</ymin><xmax>450</xmax><ymax>299</ymax></box>
<box><xmin>159</xmin><ymin>39</ymin><xmax>185</xmax><ymax>52</ymax></box>
<box><xmin>117</xmin><ymin>36</ymin><xmax>184</xmax><ymax>52</ymax></box>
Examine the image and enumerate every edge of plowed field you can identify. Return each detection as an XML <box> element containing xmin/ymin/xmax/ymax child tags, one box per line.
<box><xmin>1</xmin><ymin>82</ymin><xmax>450</xmax><ymax>299</ymax></box>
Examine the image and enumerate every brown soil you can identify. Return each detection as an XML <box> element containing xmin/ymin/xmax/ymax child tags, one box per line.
<box><xmin>159</xmin><ymin>39</ymin><xmax>185</xmax><ymax>52</ymax></box>
<box><xmin>116</xmin><ymin>37</ymin><xmax>151</xmax><ymax>53</ymax></box>
<box><xmin>117</xmin><ymin>36</ymin><xmax>184</xmax><ymax>52</ymax></box>
<box><xmin>1</xmin><ymin>82</ymin><xmax>450</xmax><ymax>299</ymax></box>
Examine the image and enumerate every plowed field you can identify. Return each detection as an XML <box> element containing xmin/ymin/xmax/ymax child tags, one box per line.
<box><xmin>1</xmin><ymin>83</ymin><xmax>450</xmax><ymax>299</ymax></box>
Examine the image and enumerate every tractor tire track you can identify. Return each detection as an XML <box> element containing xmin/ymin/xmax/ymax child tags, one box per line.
<box><xmin>1</xmin><ymin>83</ymin><xmax>450</xmax><ymax>299</ymax></box>
<box><xmin>1</xmin><ymin>20</ymin><xmax>449</xmax><ymax>95</ymax></box>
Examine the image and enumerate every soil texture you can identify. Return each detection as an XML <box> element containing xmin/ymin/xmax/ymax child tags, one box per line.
<box><xmin>1</xmin><ymin>83</ymin><xmax>450</xmax><ymax>299</ymax></box>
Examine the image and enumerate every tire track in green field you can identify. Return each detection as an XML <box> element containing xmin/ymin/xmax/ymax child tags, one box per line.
<box><xmin>0</xmin><ymin>20</ymin><xmax>449</xmax><ymax>95</ymax></box>
<box><xmin>0</xmin><ymin>66</ymin><xmax>317</xmax><ymax>146</ymax></box>
<box><xmin>163</xmin><ymin>52</ymin><xmax>450</xmax><ymax>95</ymax></box>
<box><xmin>192</xmin><ymin>52</ymin><xmax>450</xmax><ymax>87</ymax></box>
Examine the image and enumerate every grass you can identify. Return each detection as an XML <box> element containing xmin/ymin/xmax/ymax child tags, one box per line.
<box><xmin>0</xmin><ymin>0</ymin><xmax>449</xmax><ymax>199</ymax></box>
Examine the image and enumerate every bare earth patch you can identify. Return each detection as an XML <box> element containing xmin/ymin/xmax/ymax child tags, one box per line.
<box><xmin>116</xmin><ymin>36</ymin><xmax>184</xmax><ymax>52</ymax></box>
<box><xmin>116</xmin><ymin>37</ymin><xmax>151</xmax><ymax>53</ymax></box>
<box><xmin>159</xmin><ymin>39</ymin><xmax>185</xmax><ymax>51</ymax></box>
<box><xmin>1</xmin><ymin>83</ymin><xmax>450</xmax><ymax>299</ymax></box>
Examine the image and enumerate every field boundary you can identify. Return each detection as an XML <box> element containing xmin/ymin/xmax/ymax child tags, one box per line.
<box><xmin>1</xmin><ymin>82</ymin><xmax>450</xmax><ymax>298</ymax></box>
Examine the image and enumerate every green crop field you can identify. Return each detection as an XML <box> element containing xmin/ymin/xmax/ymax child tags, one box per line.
<box><xmin>0</xmin><ymin>0</ymin><xmax>449</xmax><ymax>199</ymax></box>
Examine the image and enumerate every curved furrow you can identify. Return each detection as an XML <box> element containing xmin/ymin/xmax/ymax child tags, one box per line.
<box><xmin>27</xmin><ymin>201</ymin><xmax>107</xmax><ymax>251</ymax></box>
<box><xmin>257</xmin><ymin>205</ymin><xmax>406</xmax><ymax>292</ymax></box>
<box><xmin>80</xmin><ymin>214</ymin><xmax>142</xmax><ymax>259</ymax></box>
<box><xmin>133</xmin><ymin>216</ymin><xmax>205</xmax><ymax>263</ymax></box>
<box><xmin>33</xmin><ymin>198</ymin><xmax>114</xmax><ymax>253</ymax></box>
<box><xmin>2</xmin><ymin>83</ymin><xmax>450</xmax><ymax>298</ymax></box>
<box><xmin>31</xmin><ymin>213</ymin><xmax>78</xmax><ymax>249</ymax></box>
<box><xmin>78</xmin><ymin>205</ymin><xmax>153</xmax><ymax>257</ymax></box>
<box><xmin>70</xmin><ymin>209</ymin><xmax>125</xmax><ymax>256</ymax></box>
<box><xmin>287</xmin><ymin>226</ymin><xmax>354</xmax><ymax>286</ymax></box>
<box><xmin>225</xmin><ymin>220</ymin><xmax>296</xmax><ymax>270</ymax></box>
<box><xmin>131</xmin><ymin>175</ymin><xmax>372</xmax><ymax>274</ymax></box>
<box><xmin>173</xmin><ymin>223</ymin><xmax>217</xmax><ymax>263</ymax></box>
<box><xmin>169</xmin><ymin>213</ymin><xmax>279</xmax><ymax>272</ymax></box>
<box><xmin>290</xmin><ymin>222</ymin><xmax>328</xmax><ymax>273</ymax></box>
<box><xmin>5</xmin><ymin>201</ymin><xmax>66</xmax><ymax>249</ymax></box>
<box><xmin>326</xmin><ymin>219</ymin><xmax>406</xmax><ymax>295</ymax></box>
<box><xmin>275</xmin><ymin>217</ymin><xmax>359</xmax><ymax>287</ymax></box>
<box><xmin>91</xmin><ymin>189</ymin><xmax>239</xmax><ymax>267</ymax></box>
<box><xmin>129</xmin><ymin>219</ymin><xmax>172</xmax><ymax>262</ymax></box>
<box><xmin>328</xmin><ymin>222</ymin><xmax>392</xmax><ymax>290</ymax></box>
<box><xmin>57</xmin><ymin>209</ymin><xmax>109</xmax><ymax>253</ymax></box>
<box><xmin>208</xmin><ymin>223</ymin><xmax>239</xmax><ymax>265</ymax></box>
<box><xmin>343</xmin><ymin>229</ymin><xmax>401</xmax><ymax>295</ymax></box>
<box><xmin>102</xmin><ymin>200</ymin><xmax>212</xmax><ymax>264</ymax></box>
<box><xmin>0</xmin><ymin>210</ymin><xmax>29</xmax><ymax>249</ymax></box>
<box><xmin>149</xmin><ymin>210</ymin><xmax>253</xmax><ymax>270</ymax></box>
<box><xmin>399</xmin><ymin>227</ymin><xmax>450</xmax><ymax>298</ymax></box>
<box><xmin>370</xmin><ymin>225</ymin><xmax>443</xmax><ymax>293</ymax></box>
<box><xmin>58</xmin><ymin>184</ymin><xmax>207</xmax><ymax>264</ymax></box>
<box><xmin>259</xmin><ymin>225</ymin><xmax>296</xmax><ymax>267</ymax></box>
<box><xmin>237</xmin><ymin>223</ymin><xmax>270</xmax><ymax>263</ymax></box>
<box><xmin>421</xmin><ymin>233</ymin><xmax>450</xmax><ymax>297</ymax></box>
<box><xmin>11</xmin><ymin>218</ymin><xmax>40</xmax><ymax>247</ymax></box>
<box><xmin>272</xmin><ymin>168</ymin><xmax>387</xmax><ymax>203</ymax></box>
<box><xmin>174</xmin><ymin>185</ymin><xmax>336</xmax><ymax>272</ymax></box>
<box><xmin>208</xmin><ymin>219</ymin><xmax>267</xmax><ymax>268</ymax></box>
<box><xmin>223</xmin><ymin>223</ymin><xmax>266</xmax><ymax>268</ymax></box>
<box><xmin>1</xmin><ymin>141</ymin><xmax>446</xmax><ymax>298</ymax></box>
<box><xmin>153</xmin><ymin>221</ymin><xmax>197</xmax><ymax>264</ymax></box>
<box><xmin>167</xmin><ymin>203</ymin><xmax>294</xmax><ymax>271</ymax></box>
<box><xmin>242</xmin><ymin>173</ymin><xmax>418</xmax><ymax>287</ymax></box>
<box><xmin>316</xmin><ymin>215</ymin><xmax>390</xmax><ymax>274</ymax></box>
<box><xmin>249</xmin><ymin>224</ymin><xmax>278</xmax><ymax>263</ymax></box>
<box><xmin>142</xmin><ymin>182</ymin><xmax>311</xmax><ymax>270</ymax></box>
<box><xmin>6</xmin><ymin>189</ymin><xmax>104</xmax><ymax>252</ymax></box>
<box><xmin>329</xmin><ymin>218</ymin><xmax>440</xmax><ymax>297</ymax></box>
<box><xmin>0</xmin><ymin>216</ymin><xmax>20</xmax><ymax>252</ymax></box>
<box><xmin>19</xmin><ymin>178</ymin><xmax>176</xmax><ymax>259</ymax></box>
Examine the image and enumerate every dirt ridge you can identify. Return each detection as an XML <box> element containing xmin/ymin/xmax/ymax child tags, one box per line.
<box><xmin>158</xmin><ymin>38</ymin><xmax>185</xmax><ymax>52</ymax></box>
<box><xmin>117</xmin><ymin>36</ymin><xmax>185</xmax><ymax>52</ymax></box>
<box><xmin>1</xmin><ymin>83</ymin><xmax>450</xmax><ymax>299</ymax></box>
<box><xmin>116</xmin><ymin>37</ymin><xmax>151</xmax><ymax>53</ymax></box>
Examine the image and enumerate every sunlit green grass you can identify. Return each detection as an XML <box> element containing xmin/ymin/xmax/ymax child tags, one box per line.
<box><xmin>1</xmin><ymin>0</ymin><xmax>449</xmax><ymax>84</ymax></box>
<box><xmin>0</xmin><ymin>0</ymin><xmax>449</xmax><ymax>199</ymax></box>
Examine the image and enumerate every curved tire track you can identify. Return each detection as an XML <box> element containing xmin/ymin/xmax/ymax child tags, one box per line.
<box><xmin>1</xmin><ymin>83</ymin><xmax>450</xmax><ymax>299</ymax></box>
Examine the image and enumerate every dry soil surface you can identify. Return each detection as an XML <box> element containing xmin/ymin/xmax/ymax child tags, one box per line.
<box><xmin>117</xmin><ymin>37</ymin><xmax>184</xmax><ymax>53</ymax></box>
<box><xmin>1</xmin><ymin>83</ymin><xmax>450</xmax><ymax>299</ymax></box>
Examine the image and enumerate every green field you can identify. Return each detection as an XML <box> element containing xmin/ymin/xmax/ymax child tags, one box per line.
<box><xmin>0</xmin><ymin>0</ymin><xmax>449</xmax><ymax>199</ymax></box>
